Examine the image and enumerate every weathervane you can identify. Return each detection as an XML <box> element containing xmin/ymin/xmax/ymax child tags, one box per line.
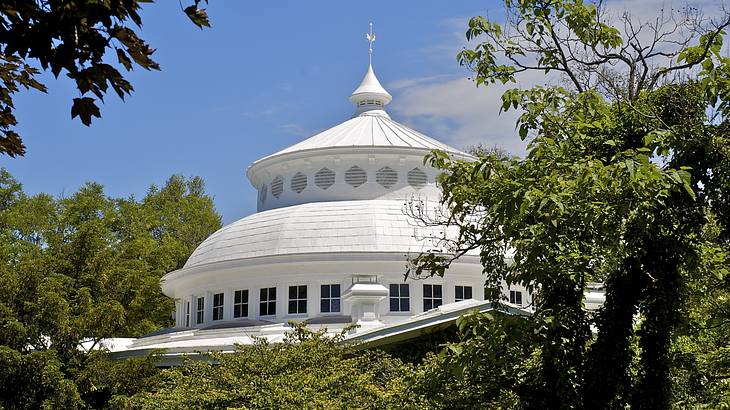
<box><xmin>365</xmin><ymin>22</ymin><xmax>376</xmax><ymax>64</ymax></box>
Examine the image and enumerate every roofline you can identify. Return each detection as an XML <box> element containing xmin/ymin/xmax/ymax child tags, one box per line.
<box><xmin>107</xmin><ymin>301</ymin><xmax>532</xmax><ymax>365</ymax></box>
<box><xmin>346</xmin><ymin>301</ymin><xmax>531</xmax><ymax>349</ymax></box>
<box><xmin>164</xmin><ymin>250</ymin><xmax>483</xmax><ymax>284</ymax></box>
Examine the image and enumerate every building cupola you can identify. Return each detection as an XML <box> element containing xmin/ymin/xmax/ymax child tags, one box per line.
<box><xmin>348</xmin><ymin>23</ymin><xmax>392</xmax><ymax>117</ymax></box>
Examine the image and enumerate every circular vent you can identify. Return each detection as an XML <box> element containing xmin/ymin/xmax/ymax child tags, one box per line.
<box><xmin>271</xmin><ymin>175</ymin><xmax>284</xmax><ymax>198</ymax></box>
<box><xmin>290</xmin><ymin>172</ymin><xmax>307</xmax><ymax>194</ymax></box>
<box><xmin>314</xmin><ymin>168</ymin><xmax>335</xmax><ymax>190</ymax></box>
<box><xmin>376</xmin><ymin>166</ymin><xmax>398</xmax><ymax>188</ymax></box>
<box><xmin>407</xmin><ymin>168</ymin><xmax>428</xmax><ymax>189</ymax></box>
<box><xmin>258</xmin><ymin>184</ymin><xmax>268</xmax><ymax>203</ymax></box>
<box><xmin>345</xmin><ymin>165</ymin><xmax>367</xmax><ymax>188</ymax></box>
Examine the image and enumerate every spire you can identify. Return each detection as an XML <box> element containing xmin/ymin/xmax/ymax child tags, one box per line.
<box><xmin>349</xmin><ymin>23</ymin><xmax>392</xmax><ymax>117</ymax></box>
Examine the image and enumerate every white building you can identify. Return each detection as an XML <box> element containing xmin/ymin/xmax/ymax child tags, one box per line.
<box><xmin>109</xmin><ymin>38</ymin><xmax>536</xmax><ymax>363</ymax></box>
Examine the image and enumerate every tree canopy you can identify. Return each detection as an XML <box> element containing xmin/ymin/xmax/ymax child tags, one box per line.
<box><xmin>409</xmin><ymin>0</ymin><xmax>730</xmax><ymax>408</ymax></box>
<box><xmin>0</xmin><ymin>169</ymin><xmax>221</xmax><ymax>408</ymax></box>
<box><xmin>0</xmin><ymin>0</ymin><xmax>210</xmax><ymax>157</ymax></box>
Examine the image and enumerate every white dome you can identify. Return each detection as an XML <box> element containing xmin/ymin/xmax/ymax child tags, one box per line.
<box><xmin>184</xmin><ymin>199</ymin><xmax>450</xmax><ymax>269</ymax></box>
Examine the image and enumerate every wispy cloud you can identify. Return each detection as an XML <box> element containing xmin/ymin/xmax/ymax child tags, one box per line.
<box><xmin>390</xmin><ymin>73</ymin><xmax>551</xmax><ymax>156</ymax></box>
<box><xmin>278</xmin><ymin>123</ymin><xmax>310</xmax><ymax>135</ymax></box>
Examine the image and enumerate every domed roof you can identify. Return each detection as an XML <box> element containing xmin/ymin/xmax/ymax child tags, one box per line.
<box><xmin>184</xmin><ymin>199</ymin><xmax>450</xmax><ymax>269</ymax></box>
<box><xmin>253</xmin><ymin>113</ymin><xmax>468</xmax><ymax>165</ymax></box>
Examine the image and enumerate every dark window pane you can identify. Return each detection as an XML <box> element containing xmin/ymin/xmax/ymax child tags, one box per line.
<box><xmin>268</xmin><ymin>301</ymin><xmax>276</xmax><ymax>315</ymax></box>
<box><xmin>300</xmin><ymin>286</ymin><xmax>307</xmax><ymax>298</ymax></box>
<box><xmin>235</xmin><ymin>291</ymin><xmax>242</xmax><ymax>304</ymax></box>
<box><xmin>260</xmin><ymin>288</ymin><xmax>267</xmax><ymax>300</ymax></box>
<box><xmin>288</xmin><ymin>300</ymin><xmax>297</xmax><ymax>314</ymax></box>
<box><xmin>234</xmin><ymin>305</ymin><xmax>241</xmax><ymax>318</ymax></box>
<box><xmin>401</xmin><ymin>284</ymin><xmax>409</xmax><ymax>296</ymax></box>
<box><xmin>321</xmin><ymin>299</ymin><xmax>330</xmax><ymax>313</ymax></box>
<box><xmin>516</xmin><ymin>292</ymin><xmax>522</xmax><ymax>305</ymax></box>
<box><xmin>424</xmin><ymin>285</ymin><xmax>432</xmax><ymax>298</ymax></box>
<box><xmin>434</xmin><ymin>299</ymin><xmax>443</xmax><ymax>309</ymax></box>
<box><xmin>331</xmin><ymin>299</ymin><xmax>340</xmax><ymax>313</ymax></box>
<box><xmin>270</xmin><ymin>288</ymin><xmax>276</xmax><ymax>299</ymax></box>
<box><xmin>241</xmin><ymin>304</ymin><xmax>248</xmax><ymax>317</ymax></box>
<box><xmin>433</xmin><ymin>285</ymin><xmax>442</xmax><ymax>298</ymax></box>
<box><xmin>390</xmin><ymin>284</ymin><xmax>398</xmax><ymax>296</ymax></box>
<box><xmin>390</xmin><ymin>298</ymin><xmax>399</xmax><ymax>312</ymax></box>
<box><xmin>424</xmin><ymin>299</ymin><xmax>432</xmax><ymax>311</ymax></box>
<box><xmin>465</xmin><ymin>287</ymin><xmax>472</xmax><ymax>299</ymax></box>
<box><xmin>321</xmin><ymin>285</ymin><xmax>330</xmax><ymax>298</ymax></box>
<box><xmin>332</xmin><ymin>284</ymin><xmax>340</xmax><ymax>297</ymax></box>
<box><xmin>455</xmin><ymin>286</ymin><xmax>463</xmax><ymax>300</ymax></box>
<box><xmin>242</xmin><ymin>290</ymin><xmax>248</xmax><ymax>302</ymax></box>
<box><xmin>401</xmin><ymin>299</ymin><xmax>410</xmax><ymax>312</ymax></box>
<box><xmin>289</xmin><ymin>286</ymin><xmax>297</xmax><ymax>300</ymax></box>
<box><xmin>298</xmin><ymin>300</ymin><xmax>307</xmax><ymax>313</ymax></box>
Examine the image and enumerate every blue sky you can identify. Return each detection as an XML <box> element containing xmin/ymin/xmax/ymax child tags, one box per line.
<box><xmin>5</xmin><ymin>0</ymin><xmax>689</xmax><ymax>223</ymax></box>
<box><xmin>4</xmin><ymin>1</ymin><xmax>518</xmax><ymax>223</ymax></box>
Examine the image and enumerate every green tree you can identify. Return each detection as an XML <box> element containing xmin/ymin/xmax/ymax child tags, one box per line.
<box><xmin>409</xmin><ymin>1</ymin><xmax>730</xmax><ymax>408</ymax></box>
<box><xmin>0</xmin><ymin>0</ymin><xmax>210</xmax><ymax>157</ymax></box>
<box><xmin>120</xmin><ymin>324</ymin><xmax>424</xmax><ymax>410</ymax></box>
<box><xmin>0</xmin><ymin>169</ymin><xmax>221</xmax><ymax>408</ymax></box>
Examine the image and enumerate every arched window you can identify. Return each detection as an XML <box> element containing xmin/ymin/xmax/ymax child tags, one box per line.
<box><xmin>271</xmin><ymin>175</ymin><xmax>284</xmax><ymax>198</ymax></box>
<box><xmin>345</xmin><ymin>165</ymin><xmax>367</xmax><ymax>188</ymax></box>
<box><xmin>290</xmin><ymin>172</ymin><xmax>307</xmax><ymax>194</ymax></box>
<box><xmin>314</xmin><ymin>168</ymin><xmax>335</xmax><ymax>190</ymax></box>
<box><xmin>376</xmin><ymin>166</ymin><xmax>398</xmax><ymax>189</ymax></box>
<box><xmin>407</xmin><ymin>168</ymin><xmax>428</xmax><ymax>189</ymax></box>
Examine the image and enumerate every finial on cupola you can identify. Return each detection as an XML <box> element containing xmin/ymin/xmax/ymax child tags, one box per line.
<box><xmin>349</xmin><ymin>23</ymin><xmax>392</xmax><ymax>117</ymax></box>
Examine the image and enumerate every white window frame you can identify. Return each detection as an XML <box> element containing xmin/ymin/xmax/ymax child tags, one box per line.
<box><xmin>233</xmin><ymin>289</ymin><xmax>249</xmax><ymax>318</ymax></box>
<box><xmin>389</xmin><ymin>284</ymin><xmax>410</xmax><ymax>312</ymax></box>
<box><xmin>510</xmin><ymin>290</ymin><xmax>523</xmax><ymax>306</ymax></box>
<box><xmin>212</xmin><ymin>292</ymin><xmax>224</xmax><ymax>321</ymax></box>
<box><xmin>320</xmin><ymin>284</ymin><xmax>341</xmax><ymax>314</ymax></box>
<box><xmin>196</xmin><ymin>296</ymin><xmax>205</xmax><ymax>324</ymax></box>
<box><xmin>455</xmin><ymin>285</ymin><xmax>473</xmax><ymax>302</ymax></box>
<box><xmin>259</xmin><ymin>287</ymin><xmax>276</xmax><ymax>317</ymax></box>
<box><xmin>423</xmin><ymin>284</ymin><xmax>443</xmax><ymax>311</ymax></box>
<box><xmin>184</xmin><ymin>300</ymin><xmax>190</xmax><ymax>327</ymax></box>
<box><xmin>288</xmin><ymin>285</ymin><xmax>308</xmax><ymax>315</ymax></box>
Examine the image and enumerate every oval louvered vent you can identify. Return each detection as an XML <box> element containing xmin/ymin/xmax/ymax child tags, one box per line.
<box><xmin>271</xmin><ymin>175</ymin><xmax>284</xmax><ymax>198</ymax></box>
<box><xmin>345</xmin><ymin>165</ymin><xmax>367</xmax><ymax>188</ymax></box>
<box><xmin>407</xmin><ymin>168</ymin><xmax>428</xmax><ymax>189</ymax></box>
<box><xmin>290</xmin><ymin>172</ymin><xmax>307</xmax><ymax>194</ymax></box>
<box><xmin>314</xmin><ymin>168</ymin><xmax>335</xmax><ymax>190</ymax></box>
<box><xmin>376</xmin><ymin>166</ymin><xmax>398</xmax><ymax>188</ymax></box>
<box><xmin>258</xmin><ymin>184</ymin><xmax>268</xmax><ymax>203</ymax></box>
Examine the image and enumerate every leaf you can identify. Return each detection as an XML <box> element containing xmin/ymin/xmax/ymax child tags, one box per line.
<box><xmin>71</xmin><ymin>97</ymin><xmax>101</xmax><ymax>126</ymax></box>
<box><xmin>625</xmin><ymin>159</ymin><xmax>635</xmax><ymax>178</ymax></box>
<box><xmin>116</xmin><ymin>49</ymin><xmax>133</xmax><ymax>71</ymax></box>
<box><xmin>184</xmin><ymin>5</ymin><xmax>211</xmax><ymax>28</ymax></box>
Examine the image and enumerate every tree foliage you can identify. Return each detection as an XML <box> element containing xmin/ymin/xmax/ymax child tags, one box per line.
<box><xmin>409</xmin><ymin>0</ymin><xmax>730</xmax><ymax>408</ymax></box>
<box><xmin>0</xmin><ymin>0</ymin><xmax>210</xmax><ymax>157</ymax></box>
<box><xmin>0</xmin><ymin>169</ymin><xmax>221</xmax><ymax>408</ymax></box>
<box><xmin>119</xmin><ymin>324</ymin><xmax>425</xmax><ymax>410</ymax></box>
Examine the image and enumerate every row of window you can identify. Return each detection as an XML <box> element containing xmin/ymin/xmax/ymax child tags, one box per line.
<box><xmin>258</xmin><ymin>166</ymin><xmax>429</xmax><ymax>203</ymax></box>
<box><xmin>185</xmin><ymin>284</ymin><xmax>343</xmax><ymax>326</ymax></box>
<box><xmin>389</xmin><ymin>284</ymin><xmax>475</xmax><ymax>312</ymax></box>
<box><xmin>184</xmin><ymin>284</ymin><xmax>507</xmax><ymax>326</ymax></box>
